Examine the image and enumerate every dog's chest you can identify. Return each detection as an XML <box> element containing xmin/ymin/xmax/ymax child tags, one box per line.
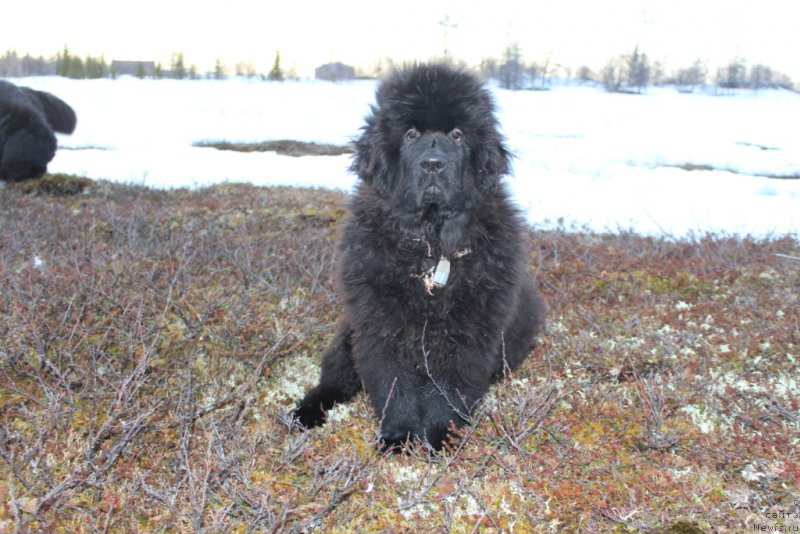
<box><xmin>404</xmin><ymin>239</ymin><xmax>473</xmax><ymax>297</ymax></box>
<box><xmin>407</xmin><ymin>253</ymin><xmax>471</xmax><ymax>302</ymax></box>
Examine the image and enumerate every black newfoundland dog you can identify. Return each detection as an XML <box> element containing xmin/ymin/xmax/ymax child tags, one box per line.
<box><xmin>0</xmin><ymin>80</ymin><xmax>77</xmax><ymax>182</ymax></box>
<box><xmin>294</xmin><ymin>63</ymin><xmax>546</xmax><ymax>450</ymax></box>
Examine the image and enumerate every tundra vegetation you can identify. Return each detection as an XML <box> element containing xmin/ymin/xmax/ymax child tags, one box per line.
<box><xmin>1</xmin><ymin>175</ymin><xmax>798</xmax><ymax>532</ymax></box>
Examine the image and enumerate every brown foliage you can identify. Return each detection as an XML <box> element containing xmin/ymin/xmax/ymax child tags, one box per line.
<box><xmin>1</xmin><ymin>177</ymin><xmax>798</xmax><ymax>532</ymax></box>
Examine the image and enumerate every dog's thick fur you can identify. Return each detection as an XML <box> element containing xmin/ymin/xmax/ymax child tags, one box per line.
<box><xmin>0</xmin><ymin>80</ymin><xmax>76</xmax><ymax>182</ymax></box>
<box><xmin>294</xmin><ymin>63</ymin><xmax>546</xmax><ymax>450</ymax></box>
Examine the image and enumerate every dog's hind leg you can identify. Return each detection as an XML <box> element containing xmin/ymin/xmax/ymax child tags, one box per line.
<box><xmin>292</xmin><ymin>319</ymin><xmax>361</xmax><ymax>428</ymax></box>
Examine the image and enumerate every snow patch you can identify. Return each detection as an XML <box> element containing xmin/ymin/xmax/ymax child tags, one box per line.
<box><xmin>16</xmin><ymin>76</ymin><xmax>799</xmax><ymax>239</ymax></box>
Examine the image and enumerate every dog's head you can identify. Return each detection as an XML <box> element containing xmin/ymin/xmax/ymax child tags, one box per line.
<box><xmin>0</xmin><ymin>106</ymin><xmax>57</xmax><ymax>182</ymax></box>
<box><xmin>352</xmin><ymin>63</ymin><xmax>511</xmax><ymax>223</ymax></box>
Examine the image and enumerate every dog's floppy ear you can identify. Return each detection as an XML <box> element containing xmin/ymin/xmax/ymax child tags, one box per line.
<box><xmin>473</xmin><ymin>137</ymin><xmax>512</xmax><ymax>192</ymax></box>
<box><xmin>350</xmin><ymin>110</ymin><xmax>391</xmax><ymax>196</ymax></box>
<box><xmin>21</xmin><ymin>87</ymin><xmax>77</xmax><ymax>134</ymax></box>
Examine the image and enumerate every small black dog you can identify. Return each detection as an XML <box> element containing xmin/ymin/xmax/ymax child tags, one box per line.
<box><xmin>0</xmin><ymin>80</ymin><xmax>76</xmax><ymax>181</ymax></box>
<box><xmin>293</xmin><ymin>63</ymin><xmax>546</xmax><ymax>450</ymax></box>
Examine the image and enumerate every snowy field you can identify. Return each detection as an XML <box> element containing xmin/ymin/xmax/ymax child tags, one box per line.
<box><xmin>11</xmin><ymin>76</ymin><xmax>800</xmax><ymax>238</ymax></box>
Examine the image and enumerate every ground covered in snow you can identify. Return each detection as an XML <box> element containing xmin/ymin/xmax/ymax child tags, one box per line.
<box><xmin>1</xmin><ymin>181</ymin><xmax>798</xmax><ymax>532</ymax></box>
<box><xmin>11</xmin><ymin>75</ymin><xmax>800</xmax><ymax>238</ymax></box>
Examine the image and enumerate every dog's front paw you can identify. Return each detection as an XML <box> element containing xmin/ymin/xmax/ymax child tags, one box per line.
<box><xmin>420</xmin><ymin>423</ymin><xmax>455</xmax><ymax>451</ymax></box>
<box><xmin>379</xmin><ymin>426</ymin><xmax>415</xmax><ymax>453</ymax></box>
<box><xmin>292</xmin><ymin>396</ymin><xmax>327</xmax><ymax>429</ymax></box>
<box><xmin>379</xmin><ymin>419</ymin><xmax>456</xmax><ymax>452</ymax></box>
<box><xmin>292</xmin><ymin>406</ymin><xmax>324</xmax><ymax>429</ymax></box>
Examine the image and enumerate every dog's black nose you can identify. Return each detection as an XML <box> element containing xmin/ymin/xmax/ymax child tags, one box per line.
<box><xmin>420</xmin><ymin>157</ymin><xmax>445</xmax><ymax>174</ymax></box>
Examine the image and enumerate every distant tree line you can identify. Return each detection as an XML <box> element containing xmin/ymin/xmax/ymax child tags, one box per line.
<box><xmin>2</xmin><ymin>44</ymin><xmax>794</xmax><ymax>93</ymax></box>
<box><xmin>478</xmin><ymin>44</ymin><xmax>794</xmax><ymax>94</ymax></box>
<box><xmin>1</xmin><ymin>49</ymin><xmax>57</xmax><ymax>77</ymax></box>
<box><xmin>598</xmin><ymin>48</ymin><xmax>793</xmax><ymax>94</ymax></box>
<box><xmin>0</xmin><ymin>46</ymin><xmax>108</xmax><ymax>79</ymax></box>
<box><xmin>1</xmin><ymin>48</ymin><xmax>287</xmax><ymax>81</ymax></box>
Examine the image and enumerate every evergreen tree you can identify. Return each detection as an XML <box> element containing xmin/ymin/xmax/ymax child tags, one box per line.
<box><xmin>171</xmin><ymin>52</ymin><xmax>186</xmax><ymax>79</ymax></box>
<box><xmin>56</xmin><ymin>45</ymin><xmax>71</xmax><ymax>77</ymax></box>
<box><xmin>268</xmin><ymin>51</ymin><xmax>283</xmax><ymax>81</ymax></box>
<box><xmin>84</xmin><ymin>55</ymin><xmax>106</xmax><ymax>79</ymax></box>
<box><xmin>154</xmin><ymin>62</ymin><xmax>164</xmax><ymax>79</ymax></box>
<box><xmin>0</xmin><ymin>50</ymin><xmax>21</xmax><ymax>77</ymax></box>
<box><xmin>626</xmin><ymin>46</ymin><xmax>650</xmax><ymax>93</ymax></box>
<box><xmin>135</xmin><ymin>62</ymin><xmax>146</xmax><ymax>79</ymax></box>
<box><xmin>214</xmin><ymin>58</ymin><xmax>226</xmax><ymax>80</ymax></box>
<box><xmin>69</xmin><ymin>55</ymin><xmax>85</xmax><ymax>78</ymax></box>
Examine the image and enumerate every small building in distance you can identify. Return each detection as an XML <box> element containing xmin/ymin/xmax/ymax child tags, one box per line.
<box><xmin>315</xmin><ymin>62</ymin><xmax>356</xmax><ymax>82</ymax></box>
<box><xmin>111</xmin><ymin>60</ymin><xmax>155</xmax><ymax>77</ymax></box>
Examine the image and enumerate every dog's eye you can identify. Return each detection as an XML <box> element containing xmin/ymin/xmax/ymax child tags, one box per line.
<box><xmin>405</xmin><ymin>128</ymin><xmax>419</xmax><ymax>142</ymax></box>
<box><xmin>449</xmin><ymin>128</ymin><xmax>463</xmax><ymax>142</ymax></box>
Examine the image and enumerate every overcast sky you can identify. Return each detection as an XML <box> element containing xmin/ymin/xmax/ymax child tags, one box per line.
<box><xmin>3</xmin><ymin>0</ymin><xmax>798</xmax><ymax>79</ymax></box>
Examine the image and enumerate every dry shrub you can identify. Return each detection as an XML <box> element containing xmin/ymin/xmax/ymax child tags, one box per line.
<box><xmin>1</xmin><ymin>179</ymin><xmax>798</xmax><ymax>531</ymax></box>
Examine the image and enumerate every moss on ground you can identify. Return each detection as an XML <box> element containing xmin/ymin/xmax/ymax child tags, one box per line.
<box><xmin>9</xmin><ymin>173</ymin><xmax>93</xmax><ymax>196</ymax></box>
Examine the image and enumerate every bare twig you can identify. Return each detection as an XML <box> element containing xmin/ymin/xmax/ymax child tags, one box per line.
<box><xmin>764</xmin><ymin>393</ymin><xmax>800</xmax><ymax>424</ymax></box>
<box><xmin>775</xmin><ymin>253</ymin><xmax>800</xmax><ymax>261</ymax></box>
<box><xmin>395</xmin><ymin>408</ymin><xmax>486</xmax><ymax>514</ymax></box>
<box><xmin>420</xmin><ymin>321</ymin><xmax>472</xmax><ymax>423</ymax></box>
<box><xmin>491</xmin><ymin>383</ymin><xmax>558</xmax><ymax>454</ymax></box>
<box><xmin>191</xmin><ymin>331</ymin><xmax>290</xmax><ymax>422</ymax></box>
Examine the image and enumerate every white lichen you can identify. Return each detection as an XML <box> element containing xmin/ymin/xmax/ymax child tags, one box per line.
<box><xmin>679</xmin><ymin>404</ymin><xmax>716</xmax><ymax>434</ymax></box>
<box><xmin>325</xmin><ymin>403</ymin><xmax>355</xmax><ymax>424</ymax></box>
<box><xmin>261</xmin><ymin>354</ymin><xmax>320</xmax><ymax>407</ymax></box>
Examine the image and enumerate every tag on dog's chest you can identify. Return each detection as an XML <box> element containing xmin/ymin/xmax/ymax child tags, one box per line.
<box><xmin>431</xmin><ymin>257</ymin><xmax>450</xmax><ymax>287</ymax></box>
<box><xmin>410</xmin><ymin>247</ymin><xmax>470</xmax><ymax>295</ymax></box>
